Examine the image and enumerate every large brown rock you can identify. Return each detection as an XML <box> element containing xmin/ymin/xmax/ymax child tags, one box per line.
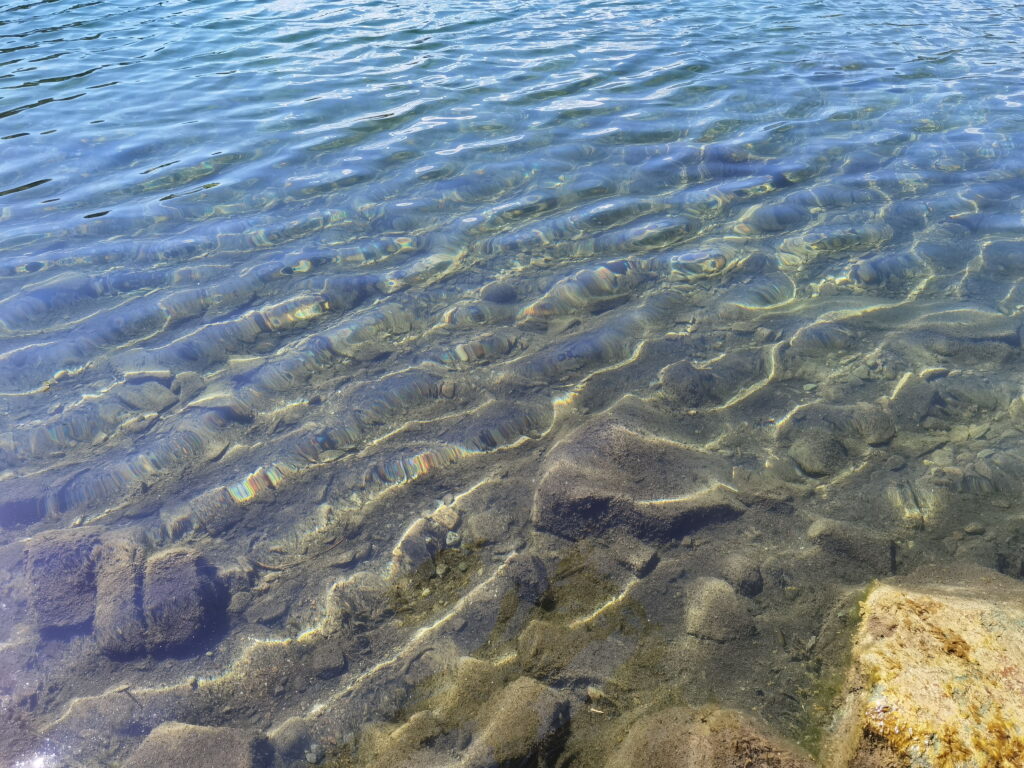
<box><xmin>24</xmin><ymin>528</ymin><xmax>99</xmax><ymax>631</ymax></box>
<box><xmin>606</xmin><ymin>707</ymin><xmax>815</xmax><ymax>768</ymax></box>
<box><xmin>123</xmin><ymin>722</ymin><xmax>270</xmax><ymax>768</ymax></box>
<box><xmin>827</xmin><ymin>567</ymin><xmax>1024</xmax><ymax>767</ymax></box>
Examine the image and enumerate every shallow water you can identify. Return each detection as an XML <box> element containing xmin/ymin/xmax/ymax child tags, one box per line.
<box><xmin>2</xmin><ymin>0</ymin><xmax>1024</xmax><ymax>765</ymax></box>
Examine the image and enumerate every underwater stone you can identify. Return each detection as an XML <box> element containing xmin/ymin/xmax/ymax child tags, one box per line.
<box><xmin>659</xmin><ymin>360</ymin><xmax>716</xmax><ymax>407</ymax></box>
<box><xmin>143</xmin><ymin>548</ymin><xmax>222</xmax><ymax>653</ymax></box>
<box><xmin>463</xmin><ymin>676</ymin><xmax>569</xmax><ymax>768</ymax></box>
<box><xmin>827</xmin><ymin>567</ymin><xmax>1024</xmax><ymax>768</ymax></box>
<box><xmin>516</xmin><ymin>619</ymin><xmax>583</xmax><ymax>679</ymax></box>
<box><xmin>114</xmin><ymin>380</ymin><xmax>178</xmax><ymax>412</ymax></box>
<box><xmin>719</xmin><ymin>553</ymin><xmax>763</xmax><ymax>597</ymax></box>
<box><xmin>503</xmin><ymin>553</ymin><xmax>550</xmax><ymax>607</ymax></box>
<box><xmin>849</xmin><ymin>403</ymin><xmax>896</xmax><ymax>445</ymax></box>
<box><xmin>609</xmin><ymin>532</ymin><xmax>658</xmax><ymax>575</ymax></box>
<box><xmin>807</xmin><ymin>518</ymin><xmax>895</xmax><ymax>575</ymax></box>
<box><xmin>683</xmin><ymin>577</ymin><xmax>755</xmax><ymax>642</ymax></box>
<box><xmin>24</xmin><ymin>528</ymin><xmax>100</xmax><ymax>632</ymax></box>
<box><xmin>304</xmin><ymin>638</ymin><xmax>348</xmax><ymax>680</ymax></box>
<box><xmin>171</xmin><ymin>371</ymin><xmax>204</xmax><ymax>400</ymax></box>
<box><xmin>268</xmin><ymin>716</ymin><xmax>314</xmax><ymax>763</ymax></box>
<box><xmin>533</xmin><ymin>419</ymin><xmax>737</xmax><ymax>542</ymax></box>
<box><xmin>889</xmin><ymin>374</ymin><xmax>940</xmax><ymax>428</ymax></box>
<box><xmin>368</xmin><ymin>710</ymin><xmax>444</xmax><ymax>766</ymax></box>
<box><xmin>0</xmin><ymin>497</ymin><xmax>45</xmax><ymax>529</ymax></box>
<box><xmin>429</xmin><ymin>656</ymin><xmax>505</xmax><ymax>721</ymax></box>
<box><xmin>605</xmin><ymin>707</ymin><xmax>815</xmax><ymax>768</ymax></box>
<box><xmin>123</xmin><ymin>722</ymin><xmax>271</xmax><ymax>768</ymax></box>
<box><xmin>480</xmin><ymin>281</ymin><xmax>518</xmax><ymax>304</ymax></box>
<box><xmin>94</xmin><ymin>537</ymin><xmax>146</xmax><ymax>656</ymax></box>
<box><xmin>787</xmin><ymin>427</ymin><xmax>847</xmax><ymax>477</ymax></box>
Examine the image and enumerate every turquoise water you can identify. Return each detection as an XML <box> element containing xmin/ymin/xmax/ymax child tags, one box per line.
<box><xmin>2</xmin><ymin>0</ymin><xmax>1024</xmax><ymax>765</ymax></box>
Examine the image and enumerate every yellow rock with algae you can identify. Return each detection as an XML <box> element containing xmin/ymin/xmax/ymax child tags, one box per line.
<box><xmin>828</xmin><ymin>566</ymin><xmax>1024</xmax><ymax>768</ymax></box>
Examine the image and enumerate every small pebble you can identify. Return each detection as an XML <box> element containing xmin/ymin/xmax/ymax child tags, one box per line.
<box><xmin>445</xmin><ymin>531</ymin><xmax>462</xmax><ymax>547</ymax></box>
<box><xmin>964</xmin><ymin>522</ymin><xmax>986</xmax><ymax>535</ymax></box>
<box><xmin>305</xmin><ymin>743</ymin><xmax>325</xmax><ymax>764</ymax></box>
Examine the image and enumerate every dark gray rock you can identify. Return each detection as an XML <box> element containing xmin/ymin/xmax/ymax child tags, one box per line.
<box><xmin>123</xmin><ymin>722</ymin><xmax>271</xmax><ymax>768</ymax></box>
<box><xmin>24</xmin><ymin>528</ymin><xmax>99</xmax><ymax>631</ymax></box>
<box><xmin>143</xmin><ymin>548</ymin><xmax>222</xmax><ymax>653</ymax></box>
<box><xmin>889</xmin><ymin>374</ymin><xmax>940</xmax><ymax>428</ymax></box>
<box><xmin>94</xmin><ymin>537</ymin><xmax>146</xmax><ymax>656</ymax></box>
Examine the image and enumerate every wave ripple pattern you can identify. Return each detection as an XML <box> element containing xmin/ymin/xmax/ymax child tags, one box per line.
<box><xmin>2</xmin><ymin>0</ymin><xmax>1024</xmax><ymax>766</ymax></box>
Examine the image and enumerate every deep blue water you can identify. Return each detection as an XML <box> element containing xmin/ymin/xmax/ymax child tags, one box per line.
<box><xmin>2</xmin><ymin>0</ymin><xmax>1024</xmax><ymax>765</ymax></box>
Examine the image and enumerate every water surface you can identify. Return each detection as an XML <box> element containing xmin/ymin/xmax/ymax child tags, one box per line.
<box><xmin>2</xmin><ymin>0</ymin><xmax>1024</xmax><ymax>765</ymax></box>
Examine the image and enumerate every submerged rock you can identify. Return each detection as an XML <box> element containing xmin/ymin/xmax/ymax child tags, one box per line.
<box><xmin>463</xmin><ymin>676</ymin><xmax>569</xmax><ymax>768</ymax></box>
<box><xmin>807</xmin><ymin>518</ymin><xmax>895</xmax><ymax>575</ymax></box>
<box><xmin>788</xmin><ymin>427</ymin><xmax>847</xmax><ymax>477</ymax></box>
<box><xmin>24</xmin><ymin>528</ymin><xmax>99</xmax><ymax>632</ymax></box>
<box><xmin>517</xmin><ymin>619</ymin><xmax>584</xmax><ymax>678</ymax></box>
<box><xmin>827</xmin><ymin>567</ymin><xmax>1024</xmax><ymax>767</ymax></box>
<box><xmin>357</xmin><ymin>667</ymin><xmax>567</xmax><ymax>768</ymax></box>
<box><xmin>719</xmin><ymin>552</ymin><xmax>764</xmax><ymax>597</ymax></box>
<box><xmin>94</xmin><ymin>537</ymin><xmax>146</xmax><ymax>656</ymax></box>
<box><xmin>533</xmin><ymin>419</ymin><xmax>740</xmax><ymax>542</ymax></box>
<box><xmin>606</xmin><ymin>707</ymin><xmax>815</xmax><ymax>768</ymax></box>
<box><xmin>683</xmin><ymin>576</ymin><xmax>756</xmax><ymax>642</ymax></box>
<box><xmin>114</xmin><ymin>380</ymin><xmax>178</xmax><ymax>412</ymax></box>
<box><xmin>123</xmin><ymin>722</ymin><xmax>271</xmax><ymax>768</ymax></box>
<box><xmin>143</xmin><ymin>548</ymin><xmax>223</xmax><ymax>653</ymax></box>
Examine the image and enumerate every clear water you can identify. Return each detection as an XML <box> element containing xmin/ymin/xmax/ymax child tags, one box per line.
<box><xmin>2</xmin><ymin>0</ymin><xmax>1024</xmax><ymax>764</ymax></box>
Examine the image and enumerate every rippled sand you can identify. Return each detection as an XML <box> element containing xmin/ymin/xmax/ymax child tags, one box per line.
<box><xmin>2</xmin><ymin>0</ymin><xmax>1024</xmax><ymax>765</ymax></box>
